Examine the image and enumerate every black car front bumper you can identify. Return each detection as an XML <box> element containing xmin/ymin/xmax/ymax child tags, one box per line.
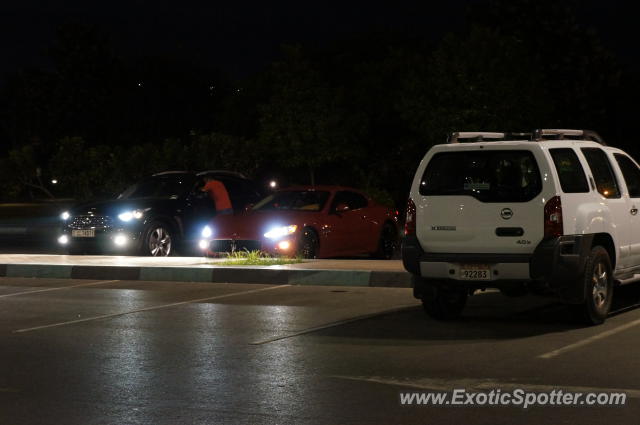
<box><xmin>60</xmin><ymin>224</ymin><xmax>144</xmax><ymax>253</ymax></box>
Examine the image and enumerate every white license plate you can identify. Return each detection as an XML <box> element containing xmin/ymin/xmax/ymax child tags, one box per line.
<box><xmin>459</xmin><ymin>264</ymin><xmax>491</xmax><ymax>281</ymax></box>
<box><xmin>71</xmin><ymin>229</ymin><xmax>95</xmax><ymax>238</ymax></box>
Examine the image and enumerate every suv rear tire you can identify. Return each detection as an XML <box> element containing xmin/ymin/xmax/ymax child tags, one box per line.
<box><xmin>570</xmin><ymin>245</ymin><xmax>613</xmax><ymax>325</ymax></box>
<box><xmin>420</xmin><ymin>280</ymin><xmax>468</xmax><ymax>320</ymax></box>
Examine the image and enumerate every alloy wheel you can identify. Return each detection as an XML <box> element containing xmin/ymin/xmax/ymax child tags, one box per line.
<box><xmin>592</xmin><ymin>261</ymin><xmax>609</xmax><ymax>309</ymax></box>
<box><xmin>148</xmin><ymin>227</ymin><xmax>172</xmax><ymax>256</ymax></box>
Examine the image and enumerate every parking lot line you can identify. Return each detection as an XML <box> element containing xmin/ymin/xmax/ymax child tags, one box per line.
<box><xmin>0</xmin><ymin>279</ymin><xmax>119</xmax><ymax>299</ymax></box>
<box><xmin>539</xmin><ymin>317</ymin><xmax>640</xmax><ymax>359</ymax></box>
<box><xmin>250</xmin><ymin>304</ymin><xmax>417</xmax><ymax>345</ymax></box>
<box><xmin>13</xmin><ymin>284</ymin><xmax>290</xmax><ymax>334</ymax></box>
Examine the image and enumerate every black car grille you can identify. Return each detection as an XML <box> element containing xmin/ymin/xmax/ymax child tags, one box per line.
<box><xmin>210</xmin><ymin>239</ymin><xmax>262</xmax><ymax>253</ymax></box>
<box><xmin>69</xmin><ymin>215</ymin><xmax>113</xmax><ymax>230</ymax></box>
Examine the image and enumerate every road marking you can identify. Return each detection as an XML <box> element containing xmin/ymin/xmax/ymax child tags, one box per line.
<box><xmin>539</xmin><ymin>317</ymin><xmax>640</xmax><ymax>359</ymax></box>
<box><xmin>250</xmin><ymin>305</ymin><xmax>417</xmax><ymax>345</ymax></box>
<box><xmin>0</xmin><ymin>280</ymin><xmax>119</xmax><ymax>299</ymax></box>
<box><xmin>333</xmin><ymin>375</ymin><xmax>640</xmax><ymax>398</ymax></box>
<box><xmin>13</xmin><ymin>284</ymin><xmax>290</xmax><ymax>334</ymax></box>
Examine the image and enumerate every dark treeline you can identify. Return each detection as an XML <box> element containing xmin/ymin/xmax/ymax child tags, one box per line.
<box><xmin>0</xmin><ymin>0</ymin><xmax>636</xmax><ymax>207</ymax></box>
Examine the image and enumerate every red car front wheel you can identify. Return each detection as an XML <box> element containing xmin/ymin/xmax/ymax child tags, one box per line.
<box><xmin>297</xmin><ymin>228</ymin><xmax>319</xmax><ymax>259</ymax></box>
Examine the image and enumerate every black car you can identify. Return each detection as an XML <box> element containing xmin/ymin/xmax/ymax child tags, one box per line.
<box><xmin>58</xmin><ymin>171</ymin><xmax>265</xmax><ymax>256</ymax></box>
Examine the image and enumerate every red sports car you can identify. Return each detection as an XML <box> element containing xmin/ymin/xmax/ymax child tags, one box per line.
<box><xmin>198</xmin><ymin>186</ymin><xmax>399</xmax><ymax>259</ymax></box>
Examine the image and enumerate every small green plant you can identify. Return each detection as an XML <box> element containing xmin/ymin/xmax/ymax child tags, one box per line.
<box><xmin>217</xmin><ymin>249</ymin><xmax>304</xmax><ymax>266</ymax></box>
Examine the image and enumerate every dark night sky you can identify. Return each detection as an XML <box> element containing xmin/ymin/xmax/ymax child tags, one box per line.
<box><xmin>1</xmin><ymin>0</ymin><xmax>638</xmax><ymax>83</ymax></box>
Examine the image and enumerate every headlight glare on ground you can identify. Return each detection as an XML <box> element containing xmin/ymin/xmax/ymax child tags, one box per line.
<box><xmin>264</xmin><ymin>225</ymin><xmax>297</xmax><ymax>239</ymax></box>
<box><xmin>201</xmin><ymin>225</ymin><xmax>213</xmax><ymax>238</ymax></box>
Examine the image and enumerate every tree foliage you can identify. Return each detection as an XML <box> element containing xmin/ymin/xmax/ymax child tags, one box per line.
<box><xmin>0</xmin><ymin>1</ymin><xmax>633</xmax><ymax>207</ymax></box>
<box><xmin>259</xmin><ymin>46</ymin><xmax>366</xmax><ymax>185</ymax></box>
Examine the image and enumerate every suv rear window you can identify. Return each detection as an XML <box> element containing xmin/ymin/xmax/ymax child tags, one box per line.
<box><xmin>420</xmin><ymin>150</ymin><xmax>541</xmax><ymax>202</ymax></box>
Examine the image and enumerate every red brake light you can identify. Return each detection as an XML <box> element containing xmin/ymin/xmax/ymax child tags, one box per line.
<box><xmin>404</xmin><ymin>198</ymin><xmax>416</xmax><ymax>236</ymax></box>
<box><xmin>544</xmin><ymin>196</ymin><xmax>563</xmax><ymax>239</ymax></box>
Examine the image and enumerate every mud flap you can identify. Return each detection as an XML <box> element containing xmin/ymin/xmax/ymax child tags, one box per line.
<box><xmin>530</xmin><ymin>235</ymin><xmax>594</xmax><ymax>304</ymax></box>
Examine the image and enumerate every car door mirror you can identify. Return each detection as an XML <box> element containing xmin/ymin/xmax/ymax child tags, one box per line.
<box><xmin>334</xmin><ymin>203</ymin><xmax>350</xmax><ymax>213</ymax></box>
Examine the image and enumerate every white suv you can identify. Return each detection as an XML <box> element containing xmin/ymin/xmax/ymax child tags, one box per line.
<box><xmin>403</xmin><ymin>129</ymin><xmax>640</xmax><ymax>324</ymax></box>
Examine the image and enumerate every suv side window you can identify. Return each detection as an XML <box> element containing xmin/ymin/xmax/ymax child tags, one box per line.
<box><xmin>549</xmin><ymin>148</ymin><xmax>589</xmax><ymax>193</ymax></box>
<box><xmin>614</xmin><ymin>154</ymin><xmax>640</xmax><ymax>198</ymax></box>
<box><xmin>581</xmin><ymin>148</ymin><xmax>621</xmax><ymax>199</ymax></box>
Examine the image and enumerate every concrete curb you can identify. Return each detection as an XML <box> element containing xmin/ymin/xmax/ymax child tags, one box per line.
<box><xmin>0</xmin><ymin>263</ymin><xmax>412</xmax><ymax>288</ymax></box>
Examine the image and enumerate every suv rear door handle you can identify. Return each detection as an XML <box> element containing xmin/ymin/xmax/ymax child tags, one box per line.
<box><xmin>631</xmin><ymin>207</ymin><xmax>638</xmax><ymax>216</ymax></box>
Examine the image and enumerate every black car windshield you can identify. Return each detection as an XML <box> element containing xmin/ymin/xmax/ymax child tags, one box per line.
<box><xmin>420</xmin><ymin>150</ymin><xmax>542</xmax><ymax>202</ymax></box>
<box><xmin>253</xmin><ymin>190</ymin><xmax>330</xmax><ymax>212</ymax></box>
<box><xmin>118</xmin><ymin>174</ymin><xmax>196</xmax><ymax>200</ymax></box>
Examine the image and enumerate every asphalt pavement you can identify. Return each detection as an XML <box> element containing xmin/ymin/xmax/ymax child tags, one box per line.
<box><xmin>1</xmin><ymin>276</ymin><xmax>640</xmax><ymax>424</ymax></box>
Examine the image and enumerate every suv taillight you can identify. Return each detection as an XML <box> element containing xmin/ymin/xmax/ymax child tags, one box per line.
<box><xmin>405</xmin><ymin>198</ymin><xmax>416</xmax><ymax>236</ymax></box>
<box><xmin>544</xmin><ymin>196</ymin><xmax>563</xmax><ymax>239</ymax></box>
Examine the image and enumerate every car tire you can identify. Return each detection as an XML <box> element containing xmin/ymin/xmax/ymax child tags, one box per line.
<box><xmin>420</xmin><ymin>280</ymin><xmax>468</xmax><ymax>320</ymax></box>
<box><xmin>570</xmin><ymin>245</ymin><xmax>613</xmax><ymax>325</ymax></box>
<box><xmin>374</xmin><ymin>222</ymin><xmax>397</xmax><ymax>260</ymax></box>
<box><xmin>297</xmin><ymin>228</ymin><xmax>319</xmax><ymax>259</ymax></box>
<box><xmin>140</xmin><ymin>222</ymin><xmax>174</xmax><ymax>257</ymax></box>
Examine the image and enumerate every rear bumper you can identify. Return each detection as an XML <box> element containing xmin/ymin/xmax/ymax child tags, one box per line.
<box><xmin>402</xmin><ymin>234</ymin><xmax>593</xmax><ymax>302</ymax></box>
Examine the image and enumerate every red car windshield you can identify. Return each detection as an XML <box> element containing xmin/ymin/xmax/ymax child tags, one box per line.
<box><xmin>253</xmin><ymin>190</ymin><xmax>330</xmax><ymax>212</ymax></box>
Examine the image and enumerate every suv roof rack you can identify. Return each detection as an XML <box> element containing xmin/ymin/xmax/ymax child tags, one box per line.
<box><xmin>447</xmin><ymin>129</ymin><xmax>606</xmax><ymax>145</ymax></box>
<box><xmin>448</xmin><ymin>132</ymin><xmax>507</xmax><ymax>143</ymax></box>
<box><xmin>532</xmin><ymin>129</ymin><xmax>606</xmax><ymax>145</ymax></box>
